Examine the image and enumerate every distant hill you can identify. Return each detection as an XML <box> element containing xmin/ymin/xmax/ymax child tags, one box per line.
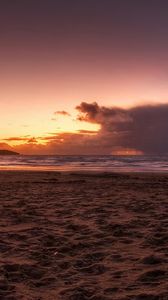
<box><xmin>0</xmin><ymin>150</ymin><xmax>20</xmax><ymax>155</ymax></box>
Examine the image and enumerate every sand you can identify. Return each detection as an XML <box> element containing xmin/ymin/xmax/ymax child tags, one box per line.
<box><xmin>0</xmin><ymin>171</ymin><xmax>168</xmax><ymax>300</ymax></box>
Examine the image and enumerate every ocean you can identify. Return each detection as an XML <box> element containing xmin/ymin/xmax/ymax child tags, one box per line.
<box><xmin>0</xmin><ymin>155</ymin><xmax>168</xmax><ymax>172</ymax></box>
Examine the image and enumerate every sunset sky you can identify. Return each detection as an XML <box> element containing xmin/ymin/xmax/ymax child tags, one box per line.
<box><xmin>1</xmin><ymin>0</ymin><xmax>168</xmax><ymax>154</ymax></box>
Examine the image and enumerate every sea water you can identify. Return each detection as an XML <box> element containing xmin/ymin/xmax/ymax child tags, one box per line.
<box><xmin>0</xmin><ymin>155</ymin><xmax>168</xmax><ymax>172</ymax></box>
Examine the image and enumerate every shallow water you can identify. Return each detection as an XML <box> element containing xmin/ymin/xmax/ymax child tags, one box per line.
<box><xmin>0</xmin><ymin>155</ymin><xmax>168</xmax><ymax>172</ymax></box>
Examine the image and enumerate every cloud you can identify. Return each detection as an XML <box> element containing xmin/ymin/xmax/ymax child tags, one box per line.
<box><xmin>2</xmin><ymin>102</ymin><xmax>168</xmax><ymax>155</ymax></box>
<box><xmin>76</xmin><ymin>102</ymin><xmax>131</xmax><ymax>126</ymax></box>
<box><xmin>76</xmin><ymin>102</ymin><xmax>168</xmax><ymax>154</ymax></box>
<box><xmin>3</xmin><ymin>137</ymin><xmax>30</xmax><ymax>142</ymax></box>
<box><xmin>54</xmin><ymin>110</ymin><xmax>71</xmax><ymax>117</ymax></box>
<box><xmin>128</xmin><ymin>104</ymin><xmax>168</xmax><ymax>154</ymax></box>
<box><xmin>27</xmin><ymin>137</ymin><xmax>38</xmax><ymax>144</ymax></box>
<box><xmin>2</xmin><ymin>136</ymin><xmax>39</xmax><ymax>144</ymax></box>
<box><xmin>77</xmin><ymin>129</ymin><xmax>98</xmax><ymax>134</ymax></box>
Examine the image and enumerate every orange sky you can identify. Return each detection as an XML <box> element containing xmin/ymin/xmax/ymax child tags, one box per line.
<box><xmin>1</xmin><ymin>59</ymin><xmax>168</xmax><ymax>142</ymax></box>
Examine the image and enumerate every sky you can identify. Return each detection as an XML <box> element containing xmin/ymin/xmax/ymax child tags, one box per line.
<box><xmin>1</xmin><ymin>0</ymin><xmax>168</xmax><ymax>154</ymax></box>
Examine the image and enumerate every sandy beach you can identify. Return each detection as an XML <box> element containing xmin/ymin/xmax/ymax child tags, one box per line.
<box><xmin>0</xmin><ymin>171</ymin><xmax>168</xmax><ymax>300</ymax></box>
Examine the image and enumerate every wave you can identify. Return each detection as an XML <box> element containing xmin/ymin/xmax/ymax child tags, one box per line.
<box><xmin>0</xmin><ymin>155</ymin><xmax>168</xmax><ymax>172</ymax></box>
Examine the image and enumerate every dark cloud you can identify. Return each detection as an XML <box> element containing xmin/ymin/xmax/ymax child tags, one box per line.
<box><xmin>76</xmin><ymin>102</ymin><xmax>131</xmax><ymax>130</ymax></box>
<box><xmin>76</xmin><ymin>102</ymin><xmax>168</xmax><ymax>155</ymax></box>
<box><xmin>128</xmin><ymin>105</ymin><xmax>168</xmax><ymax>154</ymax></box>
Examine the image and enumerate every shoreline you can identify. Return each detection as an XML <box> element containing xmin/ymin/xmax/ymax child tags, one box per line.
<box><xmin>1</xmin><ymin>168</ymin><xmax>168</xmax><ymax>177</ymax></box>
<box><xmin>1</xmin><ymin>166</ymin><xmax>168</xmax><ymax>173</ymax></box>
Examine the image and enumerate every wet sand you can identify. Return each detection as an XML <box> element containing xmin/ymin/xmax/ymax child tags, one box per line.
<box><xmin>0</xmin><ymin>171</ymin><xmax>168</xmax><ymax>300</ymax></box>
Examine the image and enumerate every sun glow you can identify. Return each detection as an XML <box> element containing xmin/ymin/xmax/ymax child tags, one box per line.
<box><xmin>1</xmin><ymin>113</ymin><xmax>100</xmax><ymax>148</ymax></box>
<box><xmin>50</xmin><ymin>114</ymin><xmax>100</xmax><ymax>134</ymax></box>
<box><xmin>111</xmin><ymin>148</ymin><xmax>144</xmax><ymax>156</ymax></box>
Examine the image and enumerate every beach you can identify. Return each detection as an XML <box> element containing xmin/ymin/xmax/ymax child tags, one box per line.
<box><xmin>0</xmin><ymin>171</ymin><xmax>168</xmax><ymax>300</ymax></box>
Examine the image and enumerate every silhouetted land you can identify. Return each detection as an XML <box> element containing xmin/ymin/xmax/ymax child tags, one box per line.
<box><xmin>0</xmin><ymin>150</ymin><xmax>19</xmax><ymax>155</ymax></box>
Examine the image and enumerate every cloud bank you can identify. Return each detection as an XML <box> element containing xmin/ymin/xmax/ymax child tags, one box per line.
<box><xmin>75</xmin><ymin>102</ymin><xmax>168</xmax><ymax>154</ymax></box>
<box><xmin>2</xmin><ymin>102</ymin><xmax>168</xmax><ymax>155</ymax></box>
